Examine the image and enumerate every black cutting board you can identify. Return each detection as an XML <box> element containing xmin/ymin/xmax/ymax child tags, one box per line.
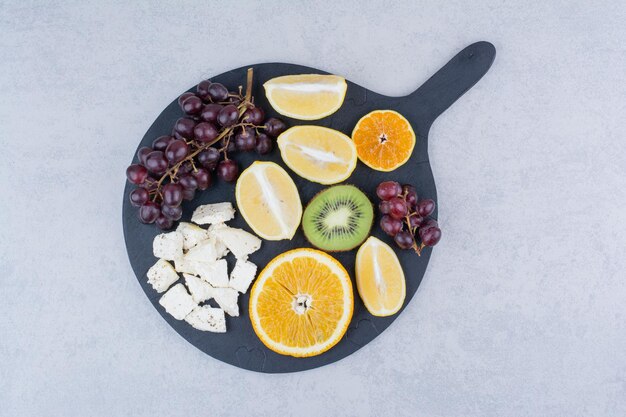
<box><xmin>123</xmin><ymin>41</ymin><xmax>495</xmax><ymax>373</ymax></box>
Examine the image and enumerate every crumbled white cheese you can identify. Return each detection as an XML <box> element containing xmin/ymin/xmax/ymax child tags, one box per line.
<box><xmin>211</xmin><ymin>287</ymin><xmax>239</xmax><ymax>317</ymax></box>
<box><xmin>184</xmin><ymin>238</ymin><xmax>219</xmax><ymax>263</ymax></box>
<box><xmin>184</xmin><ymin>306</ymin><xmax>226</xmax><ymax>333</ymax></box>
<box><xmin>146</xmin><ymin>259</ymin><xmax>179</xmax><ymax>293</ymax></box>
<box><xmin>195</xmin><ymin>258</ymin><xmax>229</xmax><ymax>288</ymax></box>
<box><xmin>153</xmin><ymin>231</ymin><xmax>184</xmax><ymax>260</ymax></box>
<box><xmin>176</xmin><ymin>222</ymin><xmax>209</xmax><ymax>251</ymax></box>
<box><xmin>229</xmin><ymin>259</ymin><xmax>257</xmax><ymax>293</ymax></box>
<box><xmin>183</xmin><ymin>273</ymin><xmax>213</xmax><ymax>303</ymax></box>
<box><xmin>158</xmin><ymin>284</ymin><xmax>197</xmax><ymax>320</ymax></box>
<box><xmin>191</xmin><ymin>202</ymin><xmax>235</xmax><ymax>225</ymax></box>
<box><xmin>209</xmin><ymin>224</ymin><xmax>261</xmax><ymax>260</ymax></box>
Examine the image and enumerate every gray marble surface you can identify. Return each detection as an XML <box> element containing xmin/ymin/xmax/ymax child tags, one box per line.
<box><xmin>1</xmin><ymin>1</ymin><xmax>624</xmax><ymax>416</ymax></box>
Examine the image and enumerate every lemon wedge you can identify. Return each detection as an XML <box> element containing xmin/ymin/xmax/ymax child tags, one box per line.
<box><xmin>277</xmin><ymin>126</ymin><xmax>357</xmax><ymax>184</ymax></box>
<box><xmin>355</xmin><ymin>236</ymin><xmax>406</xmax><ymax>316</ymax></box>
<box><xmin>235</xmin><ymin>161</ymin><xmax>302</xmax><ymax>240</ymax></box>
<box><xmin>263</xmin><ymin>74</ymin><xmax>347</xmax><ymax>120</ymax></box>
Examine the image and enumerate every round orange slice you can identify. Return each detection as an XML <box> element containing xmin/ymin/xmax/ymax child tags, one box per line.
<box><xmin>351</xmin><ymin>110</ymin><xmax>416</xmax><ymax>171</ymax></box>
<box><xmin>249</xmin><ymin>248</ymin><xmax>354</xmax><ymax>357</ymax></box>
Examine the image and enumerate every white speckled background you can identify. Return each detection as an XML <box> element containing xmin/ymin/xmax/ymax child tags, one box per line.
<box><xmin>1</xmin><ymin>1</ymin><xmax>625</xmax><ymax>416</ymax></box>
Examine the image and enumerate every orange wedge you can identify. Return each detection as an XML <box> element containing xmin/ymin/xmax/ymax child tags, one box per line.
<box><xmin>355</xmin><ymin>236</ymin><xmax>406</xmax><ymax>316</ymax></box>
<box><xmin>352</xmin><ymin>110</ymin><xmax>416</xmax><ymax>171</ymax></box>
<box><xmin>249</xmin><ymin>248</ymin><xmax>354</xmax><ymax>357</ymax></box>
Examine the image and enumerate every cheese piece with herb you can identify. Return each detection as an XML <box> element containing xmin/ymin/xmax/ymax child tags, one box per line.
<box><xmin>211</xmin><ymin>287</ymin><xmax>239</xmax><ymax>317</ymax></box>
<box><xmin>184</xmin><ymin>238</ymin><xmax>219</xmax><ymax>263</ymax></box>
<box><xmin>146</xmin><ymin>259</ymin><xmax>179</xmax><ymax>293</ymax></box>
<box><xmin>176</xmin><ymin>222</ymin><xmax>209</xmax><ymax>251</ymax></box>
<box><xmin>209</xmin><ymin>224</ymin><xmax>261</xmax><ymax>260</ymax></box>
<box><xmin>229</xmin><ymin>259</ymin><xmax>257</xmax><ymax>293</ymax></box>
<box><xmin>191</xmin><ymin>202</ymin><xmax>235</xmax><ymax>225</ymax></box>
<box><xmin>153</xmin><ymin>231</ymin><xmax>184</xmax><ymax>260</ymax></box>
<box><xmin>184</xmin><ymin>306</ymin><xmax>226</xmax><ymax>333</ymax></box>
<box><xmin>183</xmin><ymin>273</ymin><xmax>214</xmax><ymax>303</ymax></box>
<box><xmin>159</xmin><ymin>284</ymin><xmax>197</xmax><ymax>320</ymax></box>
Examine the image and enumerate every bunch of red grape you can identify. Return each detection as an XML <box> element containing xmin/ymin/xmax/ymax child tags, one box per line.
<box><xmin>125</xmin><ymin>69</ymin><xmax>287</xmax><ymax>230</ymax></box>
<box><xmin>376</xmin><ymin>181</ymin><xmax>442</xmax><ymax>254</ymax></box>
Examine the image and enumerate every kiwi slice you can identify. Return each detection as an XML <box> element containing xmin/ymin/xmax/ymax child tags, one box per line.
<box><xmin>303</xmin><ymin>185</ymin><xmax>374</xmax><ymax>252</ymax></box>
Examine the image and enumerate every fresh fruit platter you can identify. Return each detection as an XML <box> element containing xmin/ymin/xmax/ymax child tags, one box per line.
<box><xmin>123</xmin><ymin>42</ymin><xmax>495</xmax><ymax>373</ymax></box>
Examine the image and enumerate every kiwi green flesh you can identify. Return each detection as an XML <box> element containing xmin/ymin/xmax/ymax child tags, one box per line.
<box><xmin>302</xmin><ymin>185</ymin><xmax>374</xmax><ymax>252</ymax></box>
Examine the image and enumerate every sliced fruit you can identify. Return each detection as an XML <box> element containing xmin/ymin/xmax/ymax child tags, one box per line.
<box><xmin>263</xmin><ymin>74</ymin><xmax>347</xmax><ymax>120</ymax></box>
<box><xmin>277</xmin><ymin>126</ymin><xmax>357</xmax><ymax>184</ymax></box>
<box><xmin>302</xmin><ymin>185</ymin><xmax>373</xmax><ymax>251</ymax></box>
<box><xmin>351</xmin><ymin>110</ymin><xmax>416</xmax><ymax>171</ymax></box>
<box><xmin>356</xmin><ymin>236</ymin><xmax>406</xmax><ymax>316</ymax></box>
<box><xmin>235</xmin><ymin>161</ymin><xmax>302</xmax><ymax>240</ymax></box>
<box><xmin>249</xmin><ymin>248</ymin><xmax>353</xmax><ymax>357</ymax></box>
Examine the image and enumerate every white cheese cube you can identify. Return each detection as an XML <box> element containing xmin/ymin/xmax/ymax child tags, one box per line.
<box><xmin>195</xmin><ymin>258</ymin><xmax>229</xmax><ymax>288</ymax></box>
<box><xmin>183</xmin><ymin>273</ymin><xmax>214</xmax><ymax>303</ymax></box>
<box><xmin>159</xmin><ymin>284</ymin><xmax>196</xmax><ymax>320</ymax></box>
<box><xmin>191</xmin><ymin>202</ymin><xmax>235</xmax><ymax>225</ymax></box>
<box><xmin>146</xmin><ymin>259</ymin><xmax>179</xmax><ymax>293</ymax></box>
<box><xmin>211</xmin><ymin>287</ymin><xmax>239</xmax><ymax>317</ymax></box>
<box><xmin>153</xmin><ymin>231</ymin><xmax>184</xmax><ymax>260</ymax></box>
<box><xmin>176</xmin><ymin>222</ymin><xmax>209</xmax><ymax>251</ymax></box>
<box><xmin>184</xmin><ymin>238</ymin><xmax>219</xmax><ymax>263</ymax></box>
<box><xmin>229</xmin><ymin>260</ymin><xmax>257</xmax><ymax>293</ymax></box>
<box><xmin>209</xmin><ymin>224</ymin><xmax>261</xmax><ymax>260</ymax></box>
<box><xmin>185</xmin><ymin>306</ymin><xmax>226</xmax><ymax>333</ymax></box>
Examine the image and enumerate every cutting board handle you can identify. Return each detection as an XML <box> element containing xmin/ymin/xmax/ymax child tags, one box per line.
<box><xmin>402</xmin><ymin>41</ymin><xmax>496</xmax><ymax>129</ymax></box>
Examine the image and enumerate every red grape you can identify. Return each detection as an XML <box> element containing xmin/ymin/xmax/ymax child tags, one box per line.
<box><xmin>138</xmin><ymin>201</ymin><xmax>160</xmax><ymax>224</ymax></box>
<box><xmin>417</xmin><ymin>199</ymin><xmax>436</xmax><ymax>217</ymax></box>
<box><xmin>145</xmin><ymin>151</ymin><xmax>168</xmax><ymax>175</ymax></box>
<box><xmin>208</xmin><ymin>83</ymin><xmax>229</xmax><ymax>102</ymax></box>
<box><xmin>129</xmin><ymin>188</ymin><xmax>149</xmax><ymax>207</ymax></box>
<box><xmin>178</xmin><ymin>92</ymin><xmax>195</xmax><ymax>107</ymax></box>
<box><xmin>196</xmin><ymin>80</ymin><xmax>211</xmax><ymax>100</ymax></box>
<box><xmin>161</xmin><ymin>204</ymin><xmax>183</xmax><ymax>221</ymax></box>
<box><xmin>182</xmin><ymin>95</ymin><xmax>203</xmax><ymax>115</ymax></box>
<box><xmin>217</xmin><ymin>104</ymin><xmax>239</xmax><ymax>127</ymax></box>
<box><xmin>379</xmin><ymin>200</ymin><xmax>391</xmax><ymax>214</ymax></box>
<box><xmin>165</xmin><ymin>139</ymin><xmax>189</xmax><ymax>164</ymax></box>
<box><xmin>182</xmin><ymin>187</ymin><xmax>195</xmax><ymax>201</ymax></box>
<box><xmin>156</xmin><ymin>215</ymin><xmax>174</xmax><ymax>230</ymax></box>
<box><xmin>152</xmin><ymin>135</ymin><xmax>173</xmax><ymax>151</ymax></box>
<box><xmin>162</xmin><ymin>183</ymin><xmax>183</xmax><ymax>207</ymax></box>
<box><xmin>388</xmin><ymin>197</ymin><xmax>408</xmax><ymax>220</ymax></box>
<box><xmin>173</xmin><ymin>117</ymin><xmax>196</xmax><ymax>139</ymax></box>
<box><xmin>419</xmin><ymin>226</ymin><xmax>441</xmax><ymax>246</ymax></box>
<box><xmin>126</xmin><ymin>164</ymin><xmax>148</xmax><ymax>184</ymax></box>
<box><xmin>179</xmin><ymin>174</ymin><xmax>198</xmax><ymax>190</ymax></box>
<box><xmin>217</xmin><ymin>160</ymin><xmax>239</xmax><ymax>182</ymax></box>
<box><xmin>234</xmin><ymin>128</ymin><xmax>256</xmax><ymax>151</ymax></box>
<box><xmin>192</xmin><ymin>168</ymin><xmax>211</xmax><ymax>190</ymax></box>
<box><xmin>380</xmin><ymin>215</ymin><xmax>403</xmax><ymax>236</ymax></box>
<box><xmin>408</xmin><ymin>213</ymin><xmax>423</xmax><ymax>229</ymax></box>
<box><xmin>421</xmin><ymin>218</ymin><xmax>438</xmax><ymax>231</ymax></box>
<box><xmin>193</xmin><ymin>122</ymin><xmax>219</xmax><ymax>143</ymax></box>
<box><xmin>403</xmin><ymin>184</ymin><xmax>418</xmax><ymax>207</ymax></box>
<box><xmin>255</xmin><ymin>133</ymin><xmax>273</xmax><ymax>155</ymax></box>
<box><xmin>242</xmin><ymin>107</ymin><xmax>265</xmax><ymax>125</ymax></box>
<box><xmin>197</xmin><ymin>147</ymin><xmax>220</xmax><ymax>170</ymax></box>
<box><xmin>394</xmin><ymin>230</ymin><xmax>414</xmax><ymax>249</ymax></box>
<box><xmin>200</xmin><ymin>103</ymin><xmax>223</xmax><ymax>123</ymax></box>
<box><xmin>264</xmin><ymin>118</ymin><xmax>287</xmax><ymax>137</ymax></box>
<box><xmin>220</xmin><ymin>137</ymin><xmax>236</xmax><ymax>153</ymax></box>
<box><xmin>376</xmin><ymin>181</ymin><xmax>402</xmax><ymax>201</ymax></box>
<box><xmin>137</xmin><ymin>147</ymin><xmax>152</xmax><ymax>165</ymax></box>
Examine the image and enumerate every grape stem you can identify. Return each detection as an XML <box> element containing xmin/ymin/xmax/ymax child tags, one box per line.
<box><xmin>151</xmin><ymin>68</ymin><xmax>256</xmax><ymax>199</ymax></box>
